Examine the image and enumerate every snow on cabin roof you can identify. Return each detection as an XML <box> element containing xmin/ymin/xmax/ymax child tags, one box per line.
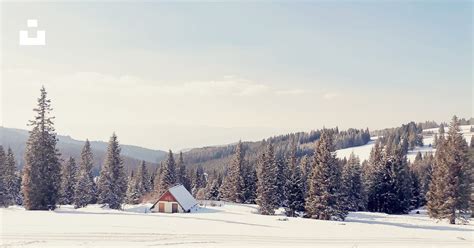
<box><xmin>166</xmin><ymin>185</ymin><xmax>198</xmax><ymax>211</ymax></box>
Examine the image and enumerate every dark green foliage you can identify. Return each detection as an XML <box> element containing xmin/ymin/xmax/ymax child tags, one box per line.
<box><xmin>305</xmin><ymin>130</ymin><xmax>347</xmax><ymax>220</ymax></box>
<box><xmin>59</xmin><ymin>157</ymin><xmax>77</xmax><ymax>205</ymax></box>
<box><xmin>97</xmin><ymin>133</ymin><xmax>127</xmax><ymax>209</ymax></box>
<box><xmin>427</xmin><ymin>116</ymin><xmax>471</xmax><ymax>224</ymax></box>
<box><xmin>219</xmin><ymin>141</ymin><xmax>245</xmax><ymax>203</ymax></box>
<box><xmin>285</xmin><ymin>139</ymin><xmax>305</xmax><ymax>217</ymax></box>
<box><xmin>74</xmin><ymin>140</ymin><xmax>97</xmax><ymax>208</ymax></box>
<box><xmin>342</xmin><ymin>153</ymin><xmax>365</xmax><ymax>211</ymax></box>
<box><xmin>256</xmin><ymin>143</ymin><xmax>278</xmax><ymax>215</ymax></box>
<box><xmin>0</xmin><ymin>147</ymin><xmax>21</xmax><ymax>207</ymax></box>
<box><xmin>22</xmin><ymin>87</ymin><xmax>62</xmax><ymax>210</ymax></box>
<box><xmin>157</xmin><ymin>150</ymin><xmax>177</xmax><ymax>195</ymax></box>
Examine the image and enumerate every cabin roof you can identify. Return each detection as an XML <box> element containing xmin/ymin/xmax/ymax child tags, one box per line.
<box><xmin>151</xmin><ymin>184</ymin><xmax>198</xmax><ymax>211</ymax></box>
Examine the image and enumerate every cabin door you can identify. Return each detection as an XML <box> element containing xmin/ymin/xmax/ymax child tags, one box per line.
<box><xmin>172</xmin><ymin>203</ymin><xmax>178</xmax><ymax>213</ymax></box>
<box><xmin>158</xmin><ymin>202</ymin><xmax>165</xmax><ymax>212</ymax></box>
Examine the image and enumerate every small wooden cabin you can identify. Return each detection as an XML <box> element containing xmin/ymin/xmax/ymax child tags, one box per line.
<box><xmin>150</xmin><ymin>184</ymin><xmax>198</xmax><ymax>213</ymax></box>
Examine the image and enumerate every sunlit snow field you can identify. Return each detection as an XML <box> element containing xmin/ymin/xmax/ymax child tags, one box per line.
<box><xmin>1</xmin><ymin>203</ymin><xmax>473</xmax><ymax>248</ymax></box>
<box><xmin>336</xmin><ymin>125</ymin><xmax>473</xmax><ymax>162</ymax></box>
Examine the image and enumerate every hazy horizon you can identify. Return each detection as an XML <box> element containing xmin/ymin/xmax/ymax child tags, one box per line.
<box><xmin>1</xmin><ymin>1</ymin><xmax>472</xmax><ymax>151</ymax></box>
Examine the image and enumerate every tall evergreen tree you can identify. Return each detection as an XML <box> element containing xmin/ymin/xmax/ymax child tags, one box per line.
<box><xmin>22</xmin><ymin>87</ymin><xmax>62</xmax><ymax>210</ymax></box>
<box><xmin>137</xmin><ymin>161</ymin><xmax>151</xmax><ymax>193</ymax></box>
<box><xmin>219</xmin><ymin>141</ymin><xmax>245</xmax><ymax>202</ymax></box>
<box><xmin>300</xmin><ymin>155</ymin><xmax>312</xmax><ymax>198</ymax></box>
<box><xmin>365</xmin><ymin>141</ymin><xmax>385</xmax><ymax>212</ymax></box>
<box><xmin>275</xmin><ymin>155</ymin><xmax>288</xmax><ymax>207</ymax></box>
<box><xmin>176</xmin><ymin>152</ymin><xmax>190</xmax><ymax>190</ymax></box>
<box><xmin>97</xmin><ymin>133</ymin><xmax>127</xmax><ymax>209</ymax></box>
<box><xmin>0</xmin><ymin>147</ymin><xmax>21</xmax><ymax>207</ymax></box>
<box><xmin>285</xmin><ymin>139</ymin><xmax>305</xmax><ymax>217</ymax></box>
<box><xmin>59</xmin><ymin>157</ymin><xmax>78</xmax><ymax>205</ymax></box>
<box><xmin>305</xmin><ymin>130</ymin><xmax>347</xmax><ymax>220</ymax></box>
<box><xmin>126</xmin><ymin>170</ymin><xmax>141</xmax><ymax>204</ymax></box>
<box><xmin>256</xmin><ymin>143</ymin><xmax>278</xmax><ymax>215</ymax></box>
<box><xmin>74</xmin><ymin>140</ymin><xmax>97</xmax><ymax>208</ymax></box>
<box><xmin>242</xmin><ymin>162</ymin><xmax>257</xmax><ymax>203</ymax></box>
<box><xmin>342</xmin><ymin>153</ymin><xmax>364</xmax><ymax>211</ymax></box>
<box><xmin>157</xmin><ymin>150</ymin><xmax>177</xmax><ymax>195</ymax></box>
<box><xmin>427</xmin><ymin>116</ymin><xmax>471</xmax><ymax>224</ymax></box>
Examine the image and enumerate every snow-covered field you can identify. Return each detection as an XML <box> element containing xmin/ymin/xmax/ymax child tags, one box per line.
<box><xmin>336</xmin><ymin>125</ymin><xmax>473</xmax><ymax>162</ymax></box>
<box><xmin>1</xmin><ymin>203</ymin><xmax>472</xmax><ymax>248</ymax></box>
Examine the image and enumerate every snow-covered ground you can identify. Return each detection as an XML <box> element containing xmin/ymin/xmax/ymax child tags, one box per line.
<box><xmin>0</xmin><ymin>203</ymin><xmax>472</xmax><ymax>247</ymax></box>
<box><xmin>336</xmin><ymin>125</ymin><xmax>473</xmax><ymax>162</ymax></box>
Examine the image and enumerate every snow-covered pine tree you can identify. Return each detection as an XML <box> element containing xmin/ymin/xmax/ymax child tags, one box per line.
<box><xmin>219</xmin><ymin>141</ymin><xmax>245</xmax><ymax>203</ymax></box>
<box><xmin>0</xmin><ymin>146</ymin><xmax>7</xmax><ymax>206</ymax></box>
<box><xmin>126</xmin><ymin>170</ymin><xmax>142</xmax><ymax>204</ymax></box>
<box><xmin>427</xmin><ymin>116</ymin><xmax>471</xmax><ymax>224</ymax></box>
<box><xmin>2</xmin><ymin>148</ymin><xmax>22</xmax><ymax>206</ymax></box>
<box><xmin>137</xmin><ymin>161</ymin><xmax>151</xmax><ymax>193</ymax></box>
<box><xmin>176</xmin><ymin>152</ymin><xmax>189</xmax><ymax>188</ymax></box>
<box><xmin>153</xmin><ymin>162</ymin><xmax>165</xmax><ymax>194</ymax></box>
<box><xmin>97</xmin><ymin>133</ymin><xmax>127</xmax><ymax>209</ymax></box>
<box><xmin>300</xmin><ymin>155</ymin><xmax>312</xmax><ymax>198</ymax></box>
<box><xmin>191</xmin><ymin>166</ymin><xmax>206</xmax><ymax>197</ymax></box>
<box><xmin>341</xmin><ymin>152</ymin><xmax>364</xmax><ymax>211</ymax></box>
<box><xmin>275</xmin><ymin>154</ymin><xmax>288</xmax><ymax>207</ymax></box>
<box><xmin>285</xmin><ymin>139</ymin><xmax>305</xmax><ymax>217</ymax></box>
<box><xmin>256</xmin><ymin>142</ymin><xmax>278</xmax><ymax>215</ymax></box>
<box><xmin>206</xmin><ymin>179</ymin><xmax>221</xmax><ymax>201</ymax></box>
<box><xmin>242</xmin><ymin>161</ymin><xmax>257</xmax><ymax>203</ymax></box>
<box><xmin>59</xmin><ymin>157</ymin><xmax>78</xmax><ymax>205</ymax></box>
<box><xmin>432</xmin><ymin>134</ymin><xmax>438</xmax><ymax>148</ymax></box>
<box><xmin>22</xmin><ymin>87</ymin><xmax>62</xmax><ymax>210</ymax></box>
<box><xmin>305</xmin><ymin>130</ymin><xmax>347</xmax><ymax>220</ymax></box>
<box><xmin>74</xmin><ymin>140</ymin><xmax>97</xmax><ymax>208</ymax></box>
<box><xmin>365</xmin><ymin>141</ymin><xmax>385</xmax><ymax>212</ymax></box>
<box><xmin>470</xmin><ymin>135</ymin><xmax>474</xmax><ymax>148</ymax></box>
<box><xmin>157</xmin><ymin>150</ymin><xmax>177</xmax><ymax>195</ymax></box>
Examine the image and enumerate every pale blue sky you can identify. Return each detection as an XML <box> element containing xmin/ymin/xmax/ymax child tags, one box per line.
<box><xmin>1</xmin><ymin>1</ymin><xmax>472</xmax><ymax>150</ymax></box>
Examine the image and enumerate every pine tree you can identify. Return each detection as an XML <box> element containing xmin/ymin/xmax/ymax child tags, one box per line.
<box><xmin>153</xmin><ymin>163</ymin><xmax>165</xmax><ymax>194</ymax></box>
<box><xmin>242</xmin><ymin>162</ymin><xmax>257</xmax><ymax>203</ymax></box>
<box><xmin>275</xmin><ymin>155</ymin><xmax>288</xmax><ymax>207</ymax></box>
<box><xmin>126</xmin><ymin>170</ymin><xmax>141</xmax><ymax>204</ymax></box>
<box><xmin>365</xmin><ymin>141</ymin><xmax>385</xmax><ymax>212</ymax></box>
<box><xmin>191</xmin><ymin>166</ymin><xmax>206</xmax><ymax>197</ymax></box>
<box><xmin>256</xmin><ymin>142</ymin><xmax>278</xmax><ymax>215</ymax></box>
<box><xmin>157</xmin><ymin>150</ymin><xmax>177</xmax><ymax>196</ymax></box>
<box><xmin>22</xmin><ymin>86</ymin><xmax>62</xmax><ymax>210</ymax></box>
<box><xmin>137</xmin><ymin>161</ymin><xmax>151</xmax><ymax>193</ymax></box>
<box><xmin>206</xmin><ymin>179</ymin><xmax>221</xmax><ymax>201</ymax></box>
<box><xmin>305</xmin><ymin>130</ymin><xmax>347</xmax><ymax>220</ymax></box>
<box><xmin>74</xmin><ymin>140</ymin><xmax>97</xmax><ymax>208</ymax></box>
<box><xmin>176</xmin><ymin>152</ymin><xmax>190</xmax><ymax>190</ymax></box>
<box><xmin>0</xmin><ymin>146</ymin><xmax>6</xmax><ymax>206</ymax></box>
<box><xmin>97</xmin><ymin>133</ymin><xmax>127</xmax><ymax>209</ymax></box>
<box><xmin>427</xmin><ymin>116</ymin><xmax>471</xmax><ymax>224</ymax></box>
<box><xmin>432</xmin><ymin>134</ymin><xmax>438</xmax><ymax>148</ymax></box>
<box><xmin>219</xmin><ymin>141</ymin><xmax>245</xmax><ymax>203</ymax></box>
<box><xmin>0</xmin><ymin>147</ymin><xmax>23</xmax><ymax>206</ymax></box>
<box><xmin>470</xmin><ymin>136</ymin><xmax>474</xmax><ymax>149</ymax></box>
<box><xmin>0</xmin><ymin>147</ymin><xmax>20</xmax><ymax>207</ymax></box>
<box><xmin>285</xmin><ymin>139</ymin><xmax>305</xmax><ymax>217</ymax></box>
<box><xmin>342</xmin><ymin>153</ymin><xmax>364</xmax><ymax>211</ymax></box>
<box><xmin>300</xmin><ymin>155</ymin><xmax>312</xmax><ymax>198</ymax></box>
<box><xmin>59</xmin><ymin>157</ymin><xmax>78</xmax><ymax>205</ymax></box>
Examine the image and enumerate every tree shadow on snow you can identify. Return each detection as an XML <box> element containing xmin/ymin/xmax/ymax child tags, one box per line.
<box><xmin>346</xmin><ymin>212</ymin><xmax>472</xmax><ymax>232</ymax></box>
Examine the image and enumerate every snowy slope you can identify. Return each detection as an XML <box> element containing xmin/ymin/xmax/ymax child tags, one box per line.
<box><xmin>0</xmin><ymin>204</ymin><xmax>472</xmax><ymax>247</ymax></box>
<box><xmin>336</xmin><ymin>125</ymin><xmax>473</xmax><ymax>162</ymax></box>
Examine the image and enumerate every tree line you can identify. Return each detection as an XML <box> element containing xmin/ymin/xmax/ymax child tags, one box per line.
<box><xmin>1</xmin><ymin>87</ymin><xmax>472</xmax><ymax>225</ymax></box>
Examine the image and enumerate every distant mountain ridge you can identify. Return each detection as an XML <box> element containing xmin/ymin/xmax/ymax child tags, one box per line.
<box><xmin>0</xmin><ymin>127</ymin><xmax>167</xmax><ymax>174</ymax></box>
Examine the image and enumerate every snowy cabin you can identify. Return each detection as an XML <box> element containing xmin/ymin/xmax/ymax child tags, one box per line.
<box><xmin>150</xmin><ymin>184</ymin><xmax>198</xmax><ymax>213</ymax></box>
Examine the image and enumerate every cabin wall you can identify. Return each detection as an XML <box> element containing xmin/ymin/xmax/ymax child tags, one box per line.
<box><xmin>151</xmin><ymin>201</ymin><xmax>184</xmax><ymax>213</ymax></box>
